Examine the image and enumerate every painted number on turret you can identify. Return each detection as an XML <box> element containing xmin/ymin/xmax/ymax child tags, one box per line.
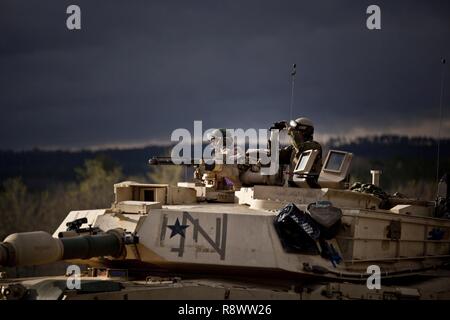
<box><xmin>160</xmin><ymin>211</ymin><xmax>228</xmax><ymax>260</ymax></box>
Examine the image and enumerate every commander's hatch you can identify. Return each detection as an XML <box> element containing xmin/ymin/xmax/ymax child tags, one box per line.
<box><xmin>318</xmin><ymin>150</ymin><xmax>353</xmax><ymax>189</ymax></box>
<box><xmin>292</xmin><ymin>149</ymin><xmax>353</xmax><ymax>189</ymax></box>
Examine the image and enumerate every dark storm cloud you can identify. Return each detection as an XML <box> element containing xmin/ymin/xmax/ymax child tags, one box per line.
<box><xmin>0</xmin><ymin>0</ymin><xmax>449</xmax><ymax>149</ymax></box>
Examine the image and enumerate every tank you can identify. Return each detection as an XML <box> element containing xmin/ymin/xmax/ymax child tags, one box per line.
<box><xmin>1</xmin><ymin>134</ymin><xmax>450</xmax><ymax>300</ymax></box>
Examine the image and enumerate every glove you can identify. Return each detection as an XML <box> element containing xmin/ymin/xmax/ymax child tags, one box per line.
<box><xmin>271</xmin><ymin>121</ymin><xmax>287</xmax><ymax>130</ymax></box>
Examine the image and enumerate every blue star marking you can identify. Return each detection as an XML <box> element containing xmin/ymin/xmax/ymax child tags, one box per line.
<box><xmin>167</xmin><ymin>218</ymin><xmax>189</xmax><ymax>238</ymax></box>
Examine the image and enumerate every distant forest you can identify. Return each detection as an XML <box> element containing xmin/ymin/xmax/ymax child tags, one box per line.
<box><xmin>0</xmin><ymin>145</ymin><xmax>169</xmax><ymax>191</ymax></box>
<box><xmin>0</xmin><ymin>135</ymin><xmax>449</xmax><ymax>239</ymax></box>
<box><xmin>329</xmin><ymin>136</ymin><xmax>450</xmax><ymax>198</ymax></box>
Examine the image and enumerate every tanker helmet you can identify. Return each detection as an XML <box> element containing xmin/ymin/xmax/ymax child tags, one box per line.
<box><xmin>289</xmin><ymin>117</ymin><xmax>314</xmax><ymax>139</ymax></box>
<box><xmin>207</xmin><ymin>128</ymin><xmax>233</xmax><ymax>148</ymax></box>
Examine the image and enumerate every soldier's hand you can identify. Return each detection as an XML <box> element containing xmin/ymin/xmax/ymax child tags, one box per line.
<box><xmin>271</xmin><ymin>121</ymin><xmax>287</xmax><ymax>130</ymax></box>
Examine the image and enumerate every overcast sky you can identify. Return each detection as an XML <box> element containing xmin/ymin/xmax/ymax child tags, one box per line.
<box><xmin>1</xmin><ymin>0</ymin><xmax>449</xmax><ymax>150</ymax></box>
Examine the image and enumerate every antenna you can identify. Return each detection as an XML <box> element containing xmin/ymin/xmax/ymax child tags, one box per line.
<box><xmin>436</xmin><ymin>57</ymin><xmax>446</xmax><ymax>187</ymax></box>
<box><xmin>290</xmin><ymin>63</ymin><xmax>296</xmax><ymax>119</ymax></box>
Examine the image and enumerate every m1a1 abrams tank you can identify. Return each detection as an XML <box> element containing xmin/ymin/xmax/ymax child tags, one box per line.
<box><xmin>1</xmin><ymin>128</ymin><xmax>450</xmax><ymax>300</ymax></box>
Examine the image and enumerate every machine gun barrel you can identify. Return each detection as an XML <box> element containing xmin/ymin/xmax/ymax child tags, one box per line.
<box><xmin>0</xmin><ymin>229</ymin><xmax>128</xmax><ymax>267</ymax></box>
<box><xmin>148</xmin><ymin>156</ymin><xmax>203</xmax><ymax>166</ymax></box>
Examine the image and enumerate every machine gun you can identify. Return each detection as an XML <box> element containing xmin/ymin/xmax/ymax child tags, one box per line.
<box><xmin>149</xmin><ymin>156</ymin><xmax>214</xmax><ymax>169</ymax></box>
<box><xmin>149</xmin><ymin>155</ymin><xmax>244</xmax><ymax>200</ymax></box>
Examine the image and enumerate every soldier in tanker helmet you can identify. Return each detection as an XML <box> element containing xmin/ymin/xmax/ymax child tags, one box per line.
<box><xmin>272</xmin><ymin>117</ymin><xmax>322</xmax><ymax>187</ymax></box>
<box><xmin>196</xmin><ymin>128</ymin><xmax>243</xmax><ymax>190</ymax></box>
<box><xmin>206</xmin><ymin>128</ymin><xmax>245</xmax><ymax>164</ymax></box>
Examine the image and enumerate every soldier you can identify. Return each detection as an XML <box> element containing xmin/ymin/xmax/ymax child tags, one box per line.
<box><xmin>199</xmin><ymin>128</ymin><xmax>243</xmax><ymax>190</ymax></box>
<box><xmin>273</xmin><ymin>117</ymin><xmax>322</xmax><ymax>187</ymax></box>
<box><xmin>207</xmin><ymin>128</ymin><xmax>244</xmax><ymax>164</ymax></box>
